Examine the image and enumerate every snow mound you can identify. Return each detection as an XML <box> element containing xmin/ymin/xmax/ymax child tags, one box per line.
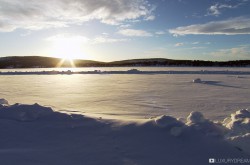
<box><xmin>154</xmin><ymin>115</ymin><xmax>185</xmax><ymax>136</ymax></box>
<box><xmin>187</xmin><ymin>111</ymin><xmax>205</xmax><ymax>124</ymax></box>
<box><xmin>0</xmin><ymin>103</ymin><xmax>54</xmax><ymax>121</ymax></box>
<box><xmin>155</xmin><ymin>115</ymin><xmax>183</xmax><ymax>128</ymax></box>
<box><xmin>193</xmin><ymin>78</ymin><xmax>201</xmax><ymax>83</ymax></box>
<box><xmin>186</xmin><ymin>111</ymin><xmax>226</xmax><ymax>137</ymax></box>
<box><xmin>221</xmin><ymin>109</ymin><xmax>250</xmax><ymax>154</ymax></box>
<box><xmin>0</xmin><ymin>98</ymin><xmax>9</xmax><ymax>106</ymax></box>
<box><xmin>223</xmin><ymin>109</ymin><xmax>250</xmax><ymax>136</ymax></box>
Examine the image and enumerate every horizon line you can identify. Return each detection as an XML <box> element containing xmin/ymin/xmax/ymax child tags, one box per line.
<box><xmin>1</xmin><ymin>55</ymin><xmax>250</xmax><ymax>63</ymax></box>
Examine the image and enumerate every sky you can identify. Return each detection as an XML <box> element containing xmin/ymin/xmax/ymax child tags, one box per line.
<box><xmin>0</xmin><ymin>0</ymin><xmax>250</xmax><ymax>62</ymax></box>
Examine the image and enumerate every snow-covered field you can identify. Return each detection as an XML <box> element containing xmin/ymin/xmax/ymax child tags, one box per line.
<box><xmin>0</xmin><ymin>67</ymin><xmax>250</xmax><ymax>120</ymax></box>
<box><xmin>0</xmin><ymin>67</ymin><xmax>250</xmax><ymax>164</ymax></box>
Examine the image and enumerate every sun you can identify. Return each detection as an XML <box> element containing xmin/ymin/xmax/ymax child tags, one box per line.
<box><xmin>49</xmin><ymin>34</ymin><xmax>88</xmax><ymax>60</ymax></box>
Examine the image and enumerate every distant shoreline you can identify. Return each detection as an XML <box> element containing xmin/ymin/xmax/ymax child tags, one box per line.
<box><xmin>1</xmin><ymin>56</ymin><xmax>250</xmax><ymax>68</ymax></box>
<box><xmin>1</xmin><ymin>66</ymin><xmax>250</xmax><ymax>69</ymax></box>
<box><xmin>1</xmin><ymin>69</ymin><xmax>250</xmax><ymax>75</ymax></box>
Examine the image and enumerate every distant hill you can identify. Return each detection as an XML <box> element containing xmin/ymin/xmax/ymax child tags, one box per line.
<box><xmin>0</xmin><ymin>56</ymin><xmax>103</xmax><ymax>68</ymax></box>
<box><xmin>0</xmin><ymin>56</ymin><xmax>250</xmax><ymax>68</ymax></box>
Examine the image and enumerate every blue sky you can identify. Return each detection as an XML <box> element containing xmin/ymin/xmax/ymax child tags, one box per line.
<box><xmin>0</xmin><ymin>0</ymin><xmax>249</xmax><ymax>61</ymax></box>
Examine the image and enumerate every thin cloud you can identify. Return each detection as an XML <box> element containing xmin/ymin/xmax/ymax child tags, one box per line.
<box><xmin>47</xmin><ymin>34</ymin><xmax>128</xmax><ymax>44</ymax></box>
<box><xmin>144</xmin><ymin>15</ymin><xmax>155</xmax><ymax>21</ymax></box>
<box><xmin>0</xmin><ymin>0</ymin><xmax>155</xmax><ymax>32</ymax></box>
<box><xmin>155</xmin><ymin>31</ymin><xmax>166</xmax><ymax>35</ymax></box>
<box><xmin>118</xmin><ymin>29</ymin><xmax>152</xmax><ymax>37</ymax></box>
<box><xmin>206</xmin><ymin>4</ymin><xmax>232</xmax><ymax>16</ymax></box>
<box><xmin>210</xmin><ymin>45</ymin><xmax>250</xmax><ymax>58</ymax></box>
<box><xmin>192</xmin><ymin>42</ymin><xmax>200</xmax><ymax>45</ymax></box>
<box><xmin>175</xmin><ymin>43</ymin><xmax>184</xmax><ymax>47</ymax></box>
<box><xmin>189</xmin><ymin>46</ymin><xmax>206</xmax><ymax>50</ymax></box>
<box><xmin>119</xmin><ymin>24</ymin><xmax>132</xmax><ymax>28</ymax></box>
<box><xmin>169</xmin><ymin>17</ymin><xmax>250</xmax><ymax>36</ymax></box>
<box><xmin>92</xmin><ymin>36</ymin><xmax>128</xmax><ymax>44</ymax></box>
<box><xmin>46</xmin><ymin>34</ymin><xmax>89</xmax><ymax>43</ymax></box>
<box><xmin>206</xmin><ymin>1</ymin><xmax>247</xmax><ymax>16</ymax></box>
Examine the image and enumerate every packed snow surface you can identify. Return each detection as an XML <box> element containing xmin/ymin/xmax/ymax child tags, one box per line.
<box><xmin>0</xmin><ymin>99</ymin><xmax>249</xmax><ymax>165</ymax></box>
<box><xmin>1</xmin><ymin>67</ymin><xmax>250</xmax><ymax>121</ymax></box>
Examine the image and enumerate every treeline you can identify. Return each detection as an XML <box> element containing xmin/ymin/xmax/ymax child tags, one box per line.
<box><xmin>108</xmin><ymin>58</ymin><xmax>250</xmax><ymax>67</ymax></box>
<box><xmin>0</xmin><ymin>56</ymin><xmax>250</xmax><ymax>68</ymax></box>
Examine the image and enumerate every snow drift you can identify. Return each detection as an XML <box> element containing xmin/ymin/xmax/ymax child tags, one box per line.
<box><xmin>0</xmin><ymin>99</ymin><xmax>249</xmax><ymax>165</ymax></box>
<box><xmin>223</xmin><ymin>109</ymin><xmax>250</xmax><ymax>154</ymax></box>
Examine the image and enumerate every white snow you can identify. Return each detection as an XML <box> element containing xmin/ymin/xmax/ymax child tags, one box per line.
<box><xmin>187</xmin><ymin>111</ymin><xmax>206</xmax><ymax>124</ymax></box>
<box><xmin>154</xmin><ymin>116</ymin><xmax>184</xmax><ymax>136</ymax></box>
<box><xmin>221</xmin><ymin>109</ymin><xmax>250</xmax><ymax>154</ymax></box>
<box><xmin>0</xmin><ymin>67</ymin><xmax>250</xmax><ymax>164</ymax></box>
<box><xmin>0</xmin><ymin>99</ymin><xmax>249</xmax><ymax>165</ymax></box>
<box><xmin>0</xmin><ymin>98</ymin><xmax>8</xmax><ymax>106</ymax></box>
<box><xmin>228</xmin><ymin>133</ymin><xmax>250</xmax><ymax>154</ymax></box>
<box><xmin>0</xmin><ymin>103</ymin><xmax>54</xmax><ymax>121</ymax></box>
<box><xmin>154</xmin><ymin>115</ymin><xmax>183</xmax><ymax>128</ymax></box>
<box><xmin>1</xmin><ymin>72</ymin><xmax>250</xmax><ymax>121</ymax></box>
<box><xmin>170</xmin><ymin>126</ymin><xmax>183</xmax><ymax>137</ymax></box>
<box><xmin>223</xmin><ymin>109</ymin><xmax>250</xmax><ymax>136</ymax></box>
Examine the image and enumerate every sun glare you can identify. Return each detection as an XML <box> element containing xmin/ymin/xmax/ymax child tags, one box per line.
<box><xmin>48</xmin><ymin>35</ymin><xmax>88</xmax><ymax>67</ymax></box>
<box><xmin>50</xmin><ymin>35</ymin><xmax>88</xmax><ymax>60</ymax></box>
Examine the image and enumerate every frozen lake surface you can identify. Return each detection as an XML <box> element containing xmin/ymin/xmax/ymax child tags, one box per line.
<box><xmin>1</xmin><ymin>67</ymin><xmax>250</xmax><ymax>120</ymax></box>
<box><xmin>1</xmin><ymin>67</ymin><xmax>250</xmax><ymax>165</ymax></box>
